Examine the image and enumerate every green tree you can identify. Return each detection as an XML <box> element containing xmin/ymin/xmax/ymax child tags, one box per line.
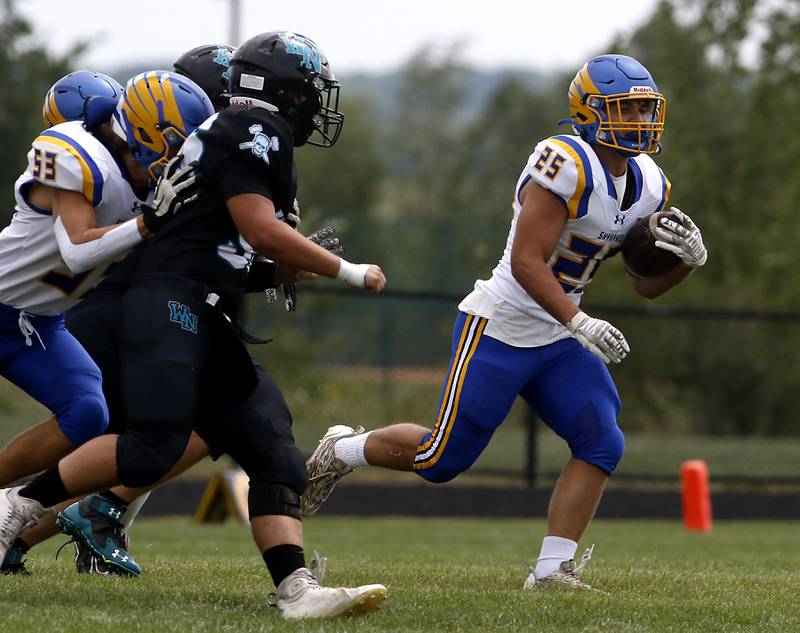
<box><xmin>0</xmin><ymin>0</ymin><xmax>84</xmax><ymax>226</ymax></box>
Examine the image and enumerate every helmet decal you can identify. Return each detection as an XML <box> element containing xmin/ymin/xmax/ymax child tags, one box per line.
<box><xmin>229</xmin><ymin>31</ymin><xmax>344</xmax><ymax>148</ymax></box>
<box><xmin>118</xmin><ymin>71</ymin><xmax>214</xmax><ymax>181</ymax></box>
<box><xmin>279</xmin><ymin>33</ymin><xmax>323</xmax><ymax>73</ymax></box>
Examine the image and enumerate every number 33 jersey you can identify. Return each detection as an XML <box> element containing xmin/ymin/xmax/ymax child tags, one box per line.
<box><xmin>0</xmin><ymin>121</ymin><xmax>147</xmax><ymax>315</ymax></box>
<box><xmin>460</xmin><ymin>133</ymin><xmax>671</xmax><ymax>347</ymax></box>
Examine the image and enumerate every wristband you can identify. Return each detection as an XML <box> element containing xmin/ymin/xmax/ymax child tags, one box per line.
<box><xmin>336</xmin><ymin>258</ymin><xmax>369</xmax><ymax>288</ymax></box>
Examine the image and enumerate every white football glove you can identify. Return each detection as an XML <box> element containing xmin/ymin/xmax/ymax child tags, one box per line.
<box><xmin>652</xmin><ymin>207</ymin><xmax>707</xmax><ymax>268</ymax></box>
<box><xmin>567</xmin><ymin>311</ymin><xmax>630</xmax><ymax>364</ymax></box>
<box><xmin>143</xmin><ymin>156</ymin><xmax>198</xmax><ymax>232</ymax></box>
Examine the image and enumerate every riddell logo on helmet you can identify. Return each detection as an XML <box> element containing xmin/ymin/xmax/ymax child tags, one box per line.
<box><xmin>630</xmin><ymin>86</ymin><xmax>653</xmax><ymax>93</ymax></box>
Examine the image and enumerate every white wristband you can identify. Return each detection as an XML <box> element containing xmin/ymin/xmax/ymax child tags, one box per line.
<box><xmin>336</xmin><ymin>258</ymin><xmax>369</xmax><ymax>288</ymax></box>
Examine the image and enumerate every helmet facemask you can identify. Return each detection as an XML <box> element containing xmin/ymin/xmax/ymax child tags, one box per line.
<box><xmin>586</xmin><ymin>92</ymin><xmax>666</xmax><ymax>155</ymax></box>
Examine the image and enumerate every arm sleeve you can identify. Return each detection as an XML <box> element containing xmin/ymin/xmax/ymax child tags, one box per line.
<box><xmin>53</xmin><ymin>216</ymin><xmax>143</xmax><ymax>273</ymax></box>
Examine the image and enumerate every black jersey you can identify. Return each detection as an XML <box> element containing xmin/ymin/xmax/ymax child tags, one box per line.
<box><xmin>122</xmin><ymin>104</ymin><xmax>297</xmax><ymax>316</ymax></box>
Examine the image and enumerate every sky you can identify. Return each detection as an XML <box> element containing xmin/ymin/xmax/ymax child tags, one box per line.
<box><xmin>20</xmin><ymin>0</ymin><xmax>661</xmax><ymax>75</ymax></box>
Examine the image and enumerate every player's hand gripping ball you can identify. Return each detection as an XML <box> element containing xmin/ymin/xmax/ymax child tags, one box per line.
<box><xmin>622</xmin><ymin>208</ymin><xmax>701</xmax><ymax>277</ymax></box>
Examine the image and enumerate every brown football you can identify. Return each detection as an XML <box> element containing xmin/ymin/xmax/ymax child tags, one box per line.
<box><xmin>621</xmin><ymin>210</ymin><xmax>685</xmax><ymax>278</ymax></box>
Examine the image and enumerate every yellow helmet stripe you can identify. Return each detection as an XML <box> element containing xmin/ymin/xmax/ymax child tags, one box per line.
<box><xmin>573</xmin><ymin>63</ymin><xmax>600</xmax><ymax>100</ymax></box>
<box><xmin>43</xmin><ymin>90</ymin><xmax>65</xmax><ymax>127</ymax></box>
<box><xmin>151</xmin><ymin>73</ymin><xmax>185</xmax><ymax>132</ymax></box>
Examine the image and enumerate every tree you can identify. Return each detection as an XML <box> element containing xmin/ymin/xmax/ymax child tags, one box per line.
<box><xmin>0</xmin><ymin>0</ymin><xmax>84</xmax><ymax>226</ymax></box>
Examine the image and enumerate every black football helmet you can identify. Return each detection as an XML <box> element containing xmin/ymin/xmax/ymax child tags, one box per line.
<box><xmin>173</xmin><ymin>44</ymin><xmax>235</xmax><ymax>111</ymax></box>
<box><xmin>229</xmin><ymin>31</ymin><xmax>343</xmax><ymax>147</ymax></box>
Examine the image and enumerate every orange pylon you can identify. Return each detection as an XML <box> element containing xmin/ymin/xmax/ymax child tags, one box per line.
<box><xmin>681</xmin><ymin>459</ymin><xmax>712</xmax><ymax>532</ymax></box>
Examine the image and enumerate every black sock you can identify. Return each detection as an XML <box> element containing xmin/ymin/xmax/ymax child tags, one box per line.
<box><xmin>98</xmin><ymin>489</ymin><xmax>129</xmax><ymax>511</ymax></box>
<box><xmin>19</xmin><ymin>467</ymin><xmax>70</xmax><ymax>508</ymax></box>
<box><xmin>12</xmin><ymin>538</ymin><xmax>30</xmax><ymax>554</ymax></box>
<box><xmin>262</xmin><ymin>544</ymin><xmax>306</xmax><ymax>587</ymax></box>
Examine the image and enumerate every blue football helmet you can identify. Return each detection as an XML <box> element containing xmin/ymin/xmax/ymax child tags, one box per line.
<box><xmin>42</xmin><ymin>70</ymin><xmax>123</xmax><ymax>128</ymax></box>
<box><xmin>565</xmin><ymin>55</ymin><xmax>666</xmax><ymax>155</ymax></box>
<box><xmin>114</xmin><ymin>70</ymin><xmax>214</xmax><ymax>181</ymax></box>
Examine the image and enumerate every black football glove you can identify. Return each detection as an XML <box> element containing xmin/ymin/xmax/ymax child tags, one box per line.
<box><xmin>142</xmin><ymin>156</ymin><xmax>199</xmax><ymax>233</ymax></box>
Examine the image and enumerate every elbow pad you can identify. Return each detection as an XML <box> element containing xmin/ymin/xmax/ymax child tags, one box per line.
<box><xmin>54</xmin><ymin>216</ymin><xmax>143</xmax><ymax>273</ymax></box>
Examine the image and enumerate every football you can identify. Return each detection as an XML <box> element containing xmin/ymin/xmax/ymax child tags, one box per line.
<box><xmin>621</xmin><ymin>210</ymin><xmax>685</xmax><ymax>278</ymax></box>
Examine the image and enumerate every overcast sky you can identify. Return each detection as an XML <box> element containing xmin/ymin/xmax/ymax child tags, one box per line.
<box><xmin>20</xmin><ymin>0</ymin><xmax>660</xmax><ymax>74</ymax></box>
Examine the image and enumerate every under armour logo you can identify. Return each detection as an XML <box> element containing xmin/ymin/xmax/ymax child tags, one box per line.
<box><xmin>238</xmin><ymin>124</ymin><xmax>279</xmax><ymax>164</ymax></box>
<box><xmin>111</xmin><ymin>549</ymin><xmax>129</xmax><ymax>562</ymax></box>
<box><xmin>108</xmin><ymin>509</ymin><xmax>122</xmax><ymax>520</ymax></box>
<box><xmin>614</xmin><ymin>214</ymin><xmax>625</xmax><ymax>225</ymax></box>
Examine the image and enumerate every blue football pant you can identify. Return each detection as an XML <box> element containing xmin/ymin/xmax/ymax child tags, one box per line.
<box><xmin>0</xmin><ymin>304</ymin><xmax>108</xmax><ymax>446</ymax></box>
<box><xmin>414</xmin><ymin>312</ymin><xmax>624</xmax><ymax>483</ymax></box>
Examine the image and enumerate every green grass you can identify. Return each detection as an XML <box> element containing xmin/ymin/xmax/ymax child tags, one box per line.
<box><xmin>1</xmin><ymin>517</ymin><xmax>798</xmax><ymax>632</ymax></box>
<box><xmin>3</xmin><ymin>372</ymin><xmax>800</xmax><ymax>483</ymax></box>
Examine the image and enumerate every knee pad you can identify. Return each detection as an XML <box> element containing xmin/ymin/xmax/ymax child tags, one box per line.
<box><xmin>116</xmin><ymin>425</ymin><xmax>188</xmax><ymax>488</ymax></box>
<box><xmin>248</xmin><ymin>479</ymin><xmax>302</xmax><ymax>520</ymax></box>
<box><xmin>568</xmin><ymin>401</ymin><xmax>625</xmax><ymax>475</ymax></box>
<box><xmin>57</xmin><ymin>392</ymin><xmax>109</xmax><ymax>446</ymax></box>
<box><xmin>245</xmin><ymin>445</ymin><xmax>307</xmax><ymax>519</ymax></box>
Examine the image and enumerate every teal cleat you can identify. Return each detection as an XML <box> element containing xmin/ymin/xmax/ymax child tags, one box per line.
<box><xmin>1</xmin><ymin>542</ymin><xmax>31</xmax><ymax>575</ymax></box>
<box><xmin>56</xmin><ymin>494</ymin><xmax>140</xmax><ymax>577</ymax></box>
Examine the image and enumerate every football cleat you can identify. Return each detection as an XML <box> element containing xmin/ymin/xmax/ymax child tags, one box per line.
<box><xmin>523</xmin><ymin>545</ymin><xmax>602</xmax><ymax>592</ymax></box>
<box><xmin>0</xmin><ymin>541</ymin><xmax>31</xmax><ymax>575</ymax></box>
<box><xmin>56</xmin><ymin>494</ymin><xmax>140</xmax><ymax>576</ymax></box>
<box><xmin>274</xmin><ymin>567</ymin><xmax>387</xmax><ymax>619</ymax></box>
<box><xmin>301</xmin><ymin>424</ymin><xmax>364</xmax><ymax>517</ymax></box>
<box><xmin>74</xmin><ymin>535</ymin><xmax>130</xmax><ymax>575</ymax></box>
<box><xmin>0</xmin><ymin>487</ymin><xmax>48</xmax><ymax>565</ymax></box>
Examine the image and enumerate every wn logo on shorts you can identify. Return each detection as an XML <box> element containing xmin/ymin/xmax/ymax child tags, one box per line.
<box><xmin>168</xmin><ymin>301</ymin><xmax>198</xmax><ymax>334</ymax></box>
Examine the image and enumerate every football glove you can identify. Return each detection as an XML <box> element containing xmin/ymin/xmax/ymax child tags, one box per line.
<box><xmin>308</xmin><ymin>225</ymin><xmax>343</xmax><ymax>256</ymax></box>
<box><xmin>142</xmin><ymin>156</ymin><xmax>199</xmax><ymax>233</ymax></box>
<box><xmin>567</xmin><ymin>311</ymin><xmax>630</xmax><ymax>364</ymax></box>
<box><xmin>652</xmin><ymin>207</ymin><xmax>707</xmax><ymax>268</ymax></box>
<box><xmin>267</xmin><ymin>225</ymin><xmax>344</xmax><ymax>312</ymax></box>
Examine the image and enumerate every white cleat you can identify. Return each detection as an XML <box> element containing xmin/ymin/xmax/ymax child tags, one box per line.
<box><xmin>0</xmin><ymin>486</ymin><xmax>48</xmax><ymax>564</ymax></box>
<box><xmin>301</xmin><ymin>424</ymin><xmax>365</xmax><ymax>517</ymax></box>
<box><xmin>275</xmin><ymin>567</ymin><xmax>387</xmax><ymax>619</ymax></box>
<box><xmin>523</xmin><ymin>545</ymin><xmax>604</xmax><ymax>592</ymax></box>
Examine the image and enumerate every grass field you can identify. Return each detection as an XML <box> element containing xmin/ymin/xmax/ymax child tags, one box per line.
<box><xmin>1</xmin><ymin>516</ymin><xmax>798</xmax><ymax>632</ymax></box>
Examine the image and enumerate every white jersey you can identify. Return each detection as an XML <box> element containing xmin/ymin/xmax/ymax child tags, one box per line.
<box><xmin>460</xmin><ymin>134</ymin><xmax>671</xmax><ymax>347</ymax></box>
<box><xmin>0</xmin><ymin>121</ymin><xmax>147</xmax><ymax>315</ymax></box>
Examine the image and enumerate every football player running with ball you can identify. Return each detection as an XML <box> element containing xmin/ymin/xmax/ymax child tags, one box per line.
<box><xmin>302</xmin><ymin>55</ymin><xmax>707</xmax><ymax>591</ymax></box>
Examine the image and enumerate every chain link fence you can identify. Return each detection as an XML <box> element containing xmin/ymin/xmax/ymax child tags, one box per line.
<box><xmin>246</xmin><ymin>285</ymin><xmax>800</xmax><ymax>488</ymax></box>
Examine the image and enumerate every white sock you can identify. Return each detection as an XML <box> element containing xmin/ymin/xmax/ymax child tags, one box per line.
<box><xmin>534</xmin><ymin>535</ymin><xmax>578</xmax><ymax>579</ymax></box>
<box><xmin>333</xmin><ymin>431</ymin><xmax>373</xmax><ymax>468</ymax></box>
